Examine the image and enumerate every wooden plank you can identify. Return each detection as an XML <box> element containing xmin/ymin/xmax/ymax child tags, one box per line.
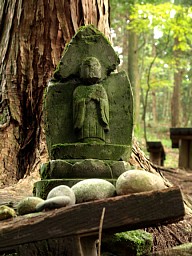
<box><xmin>170</xmin><ymin>128</ymin><xmax>192</xmax><ymax>136</ymax></box>
<box><xmin>179</xmin><ymin>140</ymin><xmax>189</xmax><ymax>168</ymax></box>
<box><xmin>149</xmin><ymin>151</ymin><xmax>162</xmax><ymax>166</ymax></box>
<box><xmin>14</xmin><ymin>236</ymin><xmax>83</xmax><ymax>256</ymax></box>
<box><xmin>0</xmin><ymin>187</ymin><xmax>184</xmax><ymax>251</ymax></box>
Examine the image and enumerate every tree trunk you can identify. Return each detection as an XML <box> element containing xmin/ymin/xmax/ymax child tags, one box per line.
<box><xmin>171</xmin><ymin>67</ymin><xmax>183</xmax><ymax>128</ymax></box>
<box><xmin>0</xmin><ymin>0</ymin><xmax>110</xmax><ymax>185</ymax></box>
<box><xmin>128</xmin><ymin>30</ymin><xmax>140</xmax><ymax>125</ymax></box>
<box><xmin>152</xmin><ymin>90</ymin><xmax>157</xmax><ymax>125</ymax></box>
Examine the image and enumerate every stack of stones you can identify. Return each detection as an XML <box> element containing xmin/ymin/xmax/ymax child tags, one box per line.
<box><xmin>0</xmin><ymin>170</ymin><xmax>166</xmax><ymax>223</ymax></box>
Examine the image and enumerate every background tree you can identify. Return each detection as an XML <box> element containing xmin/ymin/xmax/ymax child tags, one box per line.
<box><xmin>111</xmin><ymin>1</ymin><xmax>192</xmax><ymax>137</ymax></box>
<box><xmin>110</xmin><ymin>0</ymin><xmax>141</xmax><ymax>124</ymax></box>
<box><xmin>0</xmin><ymin>0</ymin><xmax>110</xmax><ymax>185</ymax></box>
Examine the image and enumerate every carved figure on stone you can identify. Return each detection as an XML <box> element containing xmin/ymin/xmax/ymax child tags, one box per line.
<box><xmin>73</xmin><ymin>57</ymin><xmax>109</xmax><ymax>143</ymax></box>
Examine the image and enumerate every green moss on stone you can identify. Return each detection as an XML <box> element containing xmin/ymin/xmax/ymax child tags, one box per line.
<box><xmin>45</xmin><ymin>71</ymin><xmax>133</xmax><ymax>157</ymax></box>
<box><xmin>54</xmin><ymin>25</ymin><xmax>120</xmax><ymax>81</ymax></box>
<box><xmin>51</xmin><ymin>143</ymin><xmax>132</xmax><ymax>161</ymax></box>
<box><xmin>39</xmin><ymin>162</ymin><xmax>50</xmax><ymax>179</ymax></box>
<box><xmin>102</xmin><ymin>230</ymin><xmax>153</xmax><ymax>256</ymax></box>
<box><xmin>40</xmin><ymin>159</ymin><xmax>129</xmax><ymax>180</ymax></box>
<box><xmin>34</xmin><ymin>178</ymin><xmax>117</xmax><ymax>199</ymax></box>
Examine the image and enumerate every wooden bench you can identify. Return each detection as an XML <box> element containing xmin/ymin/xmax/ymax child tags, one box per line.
<box><xmin>170</xmin><ymin>128</ymin><xmax>192</xmax><ymax>169</ymax></box>
<box><xmin>147</xmin><ymin>141</ymin><xmax>165</xmax><ymax>166</ymax></box>
<box><xmin>0</xmin><ymin>187</ymin><xmax>185</xmax><ymax>256</ymax></box>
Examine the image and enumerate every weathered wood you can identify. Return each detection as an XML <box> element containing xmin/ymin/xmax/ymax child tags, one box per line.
<box><xmin>179</xmin><ymin>139</ymin><xmax>189</xmax><ymax>169</ymax></box>
<box><xmin>147</xmin><ymin>141</ymin><xmax>165</xmax><ymax>166</ymax></box>
<box><xmin>10</xmin><ymin>236</ymin><xmax>83</xmax><ymax>256</ymax></box>
<box><xmin>0</xmin><ymin>187</ymin><xmax>184</xmax><ymax>252</ymax></box>
<box><xmin>170</xmin><ymin>128</ymin><xmax>192</xmax><ymax>148</ymax></box>
<box><xmin>170</xmin><ymin>128</ymin><xmax>192</xmax><ymax>169</ymax></box>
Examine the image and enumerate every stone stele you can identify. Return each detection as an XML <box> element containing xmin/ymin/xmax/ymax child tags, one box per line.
<box><xmin>34</xmin><ymin>25</ymin><xmax>133</xmax><ymax>199</ymax></box>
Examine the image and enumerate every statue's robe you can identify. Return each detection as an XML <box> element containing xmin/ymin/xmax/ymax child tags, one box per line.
<box><xmin>73</xmin><ymin>84</ymin><xmax>109</xmax><ymax>143</ymax></box>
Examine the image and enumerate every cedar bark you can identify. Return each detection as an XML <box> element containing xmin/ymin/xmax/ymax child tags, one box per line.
<box><xmin>0</xmin><ymin>0</ymin><xmax>110</xmax><ymax>184</ymax></box>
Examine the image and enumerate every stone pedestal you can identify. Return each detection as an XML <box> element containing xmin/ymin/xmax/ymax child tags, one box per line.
<box><xmin>34</xmin><ymin>159</ymin><xmax>130</xmax><ymax>199</ymax></box>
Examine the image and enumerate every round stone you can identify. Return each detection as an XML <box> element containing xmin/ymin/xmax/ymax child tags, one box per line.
<box><xmin>17</xmin><ymin>197</ymin><xmax>44</xmax><ymax>215</ymax></box>
<box><xmin>0</xmin><ymin>205</ymin><xmax>16</xmax><ymax>220</ymax></box>
<box><xmin>116</xmin><ymin>170</ymin><xmax>166</xmax><ymax>196</ymax></box>
<box><xmin>36</xmin><ymin>196</ymin><xmax>73</xmax><ymax>211</ymax></box>
<box><xmin>47</xmin><ymin>185</ymin><xmax>76</xmax><ymax>204</ymax></box>
<box><xmin>71</xmin><ymin>178</ymin><xmax>116</xmax><ymax>203</ymax></box>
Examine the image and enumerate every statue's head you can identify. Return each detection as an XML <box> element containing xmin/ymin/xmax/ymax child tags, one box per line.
<box><xmin>80</xmin><ymin>57</ymin><xmax>101</xmax><ymax>84</ymax></box>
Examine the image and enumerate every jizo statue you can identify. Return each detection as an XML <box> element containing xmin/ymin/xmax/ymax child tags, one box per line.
<box><xmin>73</xmin><ymin>57</ymin><xmax>109</xmax><ymax>143</ymax></box>
<box><xmin>34</xmin><ymin>25</ymin><xmax>134</xmax><ymax>198</ymax></box>
<box><xmin>43</xmin><ymin>25</ymin><xmax>133</xmax><ymax>162</ymax></box>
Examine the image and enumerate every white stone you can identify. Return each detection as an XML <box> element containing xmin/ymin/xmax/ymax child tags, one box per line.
<box><xmin>47</xmin><ymin>185</ymin><xmax>76</xmax><ymax>204</ymax></box>
<box><xmin>36</xmin><ymin>196</ymin><xmax>73</xmax><ymax>211</ymax></box>
<box><xmin>116</xmin><ymin>170</ymin><xmax>166</xmax><ymax>196</ymax></box>
<box><xmin>72</xmin><ymin>178</ymin><xmax>116</xmax><ymax>203</ymax></box>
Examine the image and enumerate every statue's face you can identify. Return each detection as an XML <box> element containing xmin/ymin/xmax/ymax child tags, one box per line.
<box><xmin>80</xmin><ymin>57</ymin><xmax>101</xmax><ymax>84</ymax></box>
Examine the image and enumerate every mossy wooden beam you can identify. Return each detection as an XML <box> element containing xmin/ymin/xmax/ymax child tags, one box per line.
<box><xmin>0</xmin><ymin>187</ymin><xmax>184</xmax><ymax>253</ymax></box>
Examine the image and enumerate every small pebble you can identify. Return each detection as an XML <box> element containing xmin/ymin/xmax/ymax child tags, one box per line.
<box><xmin>0</xmin><ymin>205</ymin><xmax>16</xmax><ymax>220</ymax></box>
<box><xmin>47</xmin><ymin>185</ymin><xmax>76</xmax><ymax>204</ymax></box>
<box><xmin>17</xmin><ymin>197</ymin><xmax>44</xmax><ymax>215</ymax></box>
<box><xmin>36</xmin><ymin>196</ymin><xmax>73</xmax><ymax>211</ymax></box>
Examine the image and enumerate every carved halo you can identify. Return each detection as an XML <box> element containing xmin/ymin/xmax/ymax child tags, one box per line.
<box><xmin>54</xmin><ymin>25</ymin><xmax>120</xmax><ymax>81</ymax></box>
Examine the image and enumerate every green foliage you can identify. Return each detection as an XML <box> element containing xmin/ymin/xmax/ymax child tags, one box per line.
<box><xmin>128</xmin><ymin>3</ymin><xmax>192</xmax><ymax>51</ymax></box>
<box><xmin>140</xmin><ymin>57</ymin><xmax>173</xmax><ymax>90</ymax></box>
<box><xmin>110</xmin><ymin>0</ymin><xmax>192</xmax><ymax>130</ymax></box>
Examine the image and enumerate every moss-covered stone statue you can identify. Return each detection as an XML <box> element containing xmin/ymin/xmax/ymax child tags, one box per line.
<box><xmin>34</xmin><ymin>25</ymin><xmax>133</xmax><ymax>198</ymax></box>
<box><xmin>73</xmin><ymin>57</ymin><xmax>110</xmax><ymax>144</ymax></box>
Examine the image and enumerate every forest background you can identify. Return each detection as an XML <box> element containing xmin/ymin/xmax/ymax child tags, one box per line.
<box><xmin>110</xmin><ymin>0</ymin><xmax>192</xmax><ymax>167</ymax></box>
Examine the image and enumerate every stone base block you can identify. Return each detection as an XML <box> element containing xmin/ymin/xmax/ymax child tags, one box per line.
<box><xmin>40</xmin><ymin>159</ymin><xmax>130</xmax><ymax>180</ymax></box>
<box><xmin>33</xmin><ymin>178</ymin><xmax>116</xmax><ymax>199</ymax></box>
<box><xmin>51</xmin><ymin>143</ymin><xmax>132</xmax><ymax>161</ymax></box>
